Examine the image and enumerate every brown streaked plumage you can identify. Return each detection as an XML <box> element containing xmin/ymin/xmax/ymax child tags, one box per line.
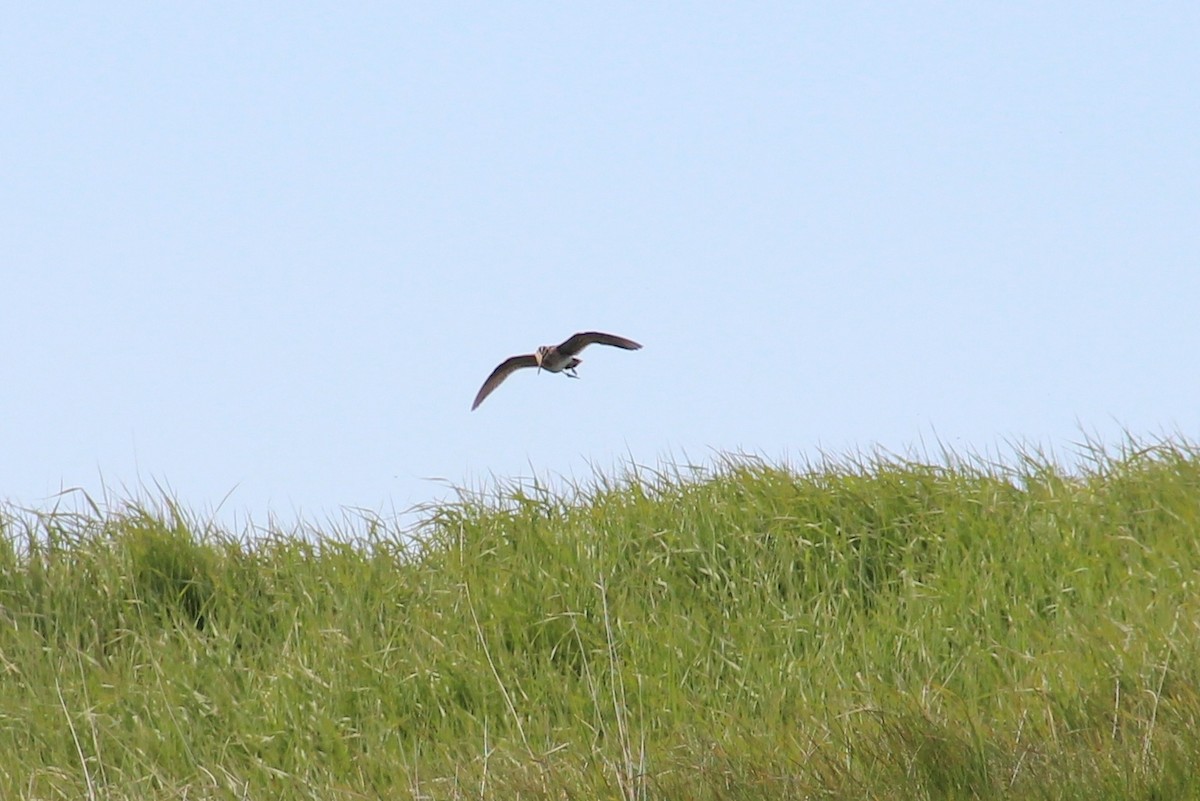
<box><xmin>471</xmin><ymin>331</ymin><xmax>642</xmax><ymax>410</ymax></box>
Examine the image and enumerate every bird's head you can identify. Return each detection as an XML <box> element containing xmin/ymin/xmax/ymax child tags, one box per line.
<box><xmin>534</xmin><ymin>346</ymin><xmax>550</xmax><ymax>372</ymax></box>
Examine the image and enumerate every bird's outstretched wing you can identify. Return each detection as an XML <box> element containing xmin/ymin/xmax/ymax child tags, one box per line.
<box><xmin>471</xmin><ymin>354</ymin><xmax>538</xmax><ymax>410</ymax></box>
<box><xmin>556</xmin><ymin>331</ymin><xmax>642</xmax><ymax>356</ymax></box>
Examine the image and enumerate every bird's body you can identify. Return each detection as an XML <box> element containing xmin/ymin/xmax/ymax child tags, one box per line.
<box><xmin>533</xmin><ymin>346</ymin><xmax>581</xmax><ymax>374</ymax></box>
<box><xmin>472</xmin><ymin>331</ymin><xmax>641</xmax><ymax>410</ymax></box>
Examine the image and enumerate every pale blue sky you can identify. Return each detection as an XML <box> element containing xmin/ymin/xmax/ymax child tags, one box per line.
<box><xmin>4</xmin><ymin>4</ymin><xmax>1198</xmax><ymax>528</ymax></box>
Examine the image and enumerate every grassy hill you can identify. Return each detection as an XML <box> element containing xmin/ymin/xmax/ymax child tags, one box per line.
<box><xmin>3</xmin><ymin>439</ymin><xmax>1200</xmax><ymax>799</ymax></box>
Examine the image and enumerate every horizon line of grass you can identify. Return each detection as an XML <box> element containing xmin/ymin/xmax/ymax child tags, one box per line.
<box><xmin>2</xmin><ymin>434</ymin><xmax>1199</xmax><ymax>799</ymax></box>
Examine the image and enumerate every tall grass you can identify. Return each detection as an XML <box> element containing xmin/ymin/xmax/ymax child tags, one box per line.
<box><xmin>2</xmin><ymin>437</ymin><xmax>1199</xmax><ymax>799</ymax></box>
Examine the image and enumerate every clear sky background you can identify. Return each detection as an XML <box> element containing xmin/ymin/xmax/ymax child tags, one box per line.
<box><xmin>4</xmin><ymin>4</ymin><xmax>1198</xmax><ymax>529</ymax></box>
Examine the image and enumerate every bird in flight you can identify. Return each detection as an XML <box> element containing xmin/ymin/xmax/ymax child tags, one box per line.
<box><xmin>471</xmin><ymin>331</ymin><xmax>642</xmax><ymax>410</ymax></box>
